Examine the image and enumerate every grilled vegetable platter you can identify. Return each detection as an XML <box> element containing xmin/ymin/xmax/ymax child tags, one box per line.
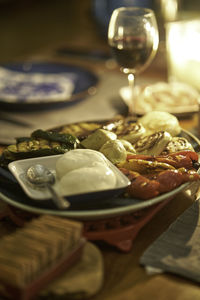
<box><xmin>0</xmin><ymin>111</ymin><xmax>200</xmax><ymax>219</ymax></box>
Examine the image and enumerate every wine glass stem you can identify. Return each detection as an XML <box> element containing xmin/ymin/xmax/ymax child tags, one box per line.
<box><xmin>127</xmin><ymin>73</ymin><xmax>136</xmax><ymax>118</ymax></box>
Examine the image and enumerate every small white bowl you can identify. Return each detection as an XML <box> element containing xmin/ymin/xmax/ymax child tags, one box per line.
<box><xmin>8</xmin><ymin>155</ymin><xmax>131</xmax><ymax>202</ymax></box>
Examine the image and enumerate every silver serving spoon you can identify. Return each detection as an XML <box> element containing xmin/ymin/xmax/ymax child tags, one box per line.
<box><xmin>26</xmin><ymin>164</ymin><xmax>70</xmax><ymax>210</ymax></box>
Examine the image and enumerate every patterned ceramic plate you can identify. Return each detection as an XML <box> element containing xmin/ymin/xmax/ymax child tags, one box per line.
<box><xmin>0</xmin><ymin>62</ymin><xmax>98</xmax><ymax>111</ymax></box>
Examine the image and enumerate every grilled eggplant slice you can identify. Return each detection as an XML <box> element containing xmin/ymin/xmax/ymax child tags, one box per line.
<box><xmin>134</xmin><ymin>131</ymin><xmax>172</xmax><ymax>156</ymax></box>
<box><xmin>57</xmin><ymin>116</ymin><xmax>134</xmax><ymax>141</ymax></box>
<box><xmin>103</xmin><ymin>118</ymin><xmax>145</xmax><ymax>143</ymax></box>
<box><xmin>114</xmin><ymin>122</ymin><xmax>146</xmax><ymax>143</ymax></box>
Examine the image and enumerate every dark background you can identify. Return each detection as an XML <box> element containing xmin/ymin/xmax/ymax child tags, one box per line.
<box><xmin>0</xmin><ymin>0</ymin><xmax>107</xmax><ymax>63</ymax></box>
<box><xmin>0</xmin><ymin>0</ymin><xmax>199</xmax><ymax>63</ymax></box>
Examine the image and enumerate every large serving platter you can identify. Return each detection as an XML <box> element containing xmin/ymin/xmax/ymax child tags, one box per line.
<box><xmin>0</xmin><ymin>124</ymin><xmax>199</xmax><ymax>221</ymax></box>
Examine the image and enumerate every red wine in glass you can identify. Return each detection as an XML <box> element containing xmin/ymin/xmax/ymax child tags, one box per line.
<box><xmin>108</xmin><ymin>7</ymin><xmax>159</xmax><ymax>116</ymax></box>
<box><xmin>110</xmin><ymin>36</ymin><xmax>156</xmax><ymax>73</ymax></box>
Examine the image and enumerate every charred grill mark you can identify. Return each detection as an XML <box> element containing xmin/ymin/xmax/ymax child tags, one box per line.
<box><xmin>135</xmin><ymin>131</ymin><xmax>165</xmax><ymax>152</ymax></box>
<box><xmin>117</xmin><ymin>123</ymin><xmax>143</xmax><ymax>136</ymax></box>
<box><xmin>192</xmin><ymin>160</ymin><xmax>200</xmax><ymax>170</ymax></box>
<box><xmin>60</xmin><ymin>122</ymin><xmax>101</xmax><ymax>140</ymax></box>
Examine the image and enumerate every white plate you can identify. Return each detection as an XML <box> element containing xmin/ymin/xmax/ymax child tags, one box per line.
<box><xmin>120</xmin><ymin>85</ymin><xmax>199</xmax><ymax>116</ymax></box>
<box><xmin>8</xmin><ymin>154</ymin><xmax>130</xmax><ymax>201</ymax></box>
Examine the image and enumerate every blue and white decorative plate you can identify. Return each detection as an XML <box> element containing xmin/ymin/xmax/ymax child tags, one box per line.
<box><xmin>0</xmin><ymin>62</ymin><xmax>98</xmax><ymax>110</ymax></box>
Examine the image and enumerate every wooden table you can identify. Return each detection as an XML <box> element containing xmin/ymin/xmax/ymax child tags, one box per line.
<box><xmin>0</xmin><ymin>56</ymin><xmax>199</xmax><ymax>299</ymax></box>
<box><xmin>0</xmin><ymin>109</ymin><xmax>200</xmax><ymax>300</ymax></box>
<box><xmin>92</xmin><ymin>187</ymin><xmax>199</xmax><ymax>300</ymax></box>
<box><xmin>85</xmin><ymin>110</ymin><xmax>200</xmax><ymax>300</ymax></box>
<box><xmin>0</xmin><ymin>55</ymin><xmax>199</xmax><ymax>299</ymax></box>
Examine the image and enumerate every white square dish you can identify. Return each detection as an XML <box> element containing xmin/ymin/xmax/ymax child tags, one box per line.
<box><xmin>8</xmin><ymin>155</ymin><xmax>131</xmax><ymax>202</ymax></box>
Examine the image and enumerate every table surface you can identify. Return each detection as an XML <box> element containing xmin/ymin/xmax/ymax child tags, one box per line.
<box><xmin>0</xmin><ymin>42</ymin><xmax>200</xmax><ymax>300</ymax></box>
<box><xmin>0</xmin><ymin>1</ymin><xmax>200</xmax><ymax>299</ymax></box>
<box><xmin>90</xmin><ymin>94</ymin><xmax>200</xmax><ymax>300</ymax></box>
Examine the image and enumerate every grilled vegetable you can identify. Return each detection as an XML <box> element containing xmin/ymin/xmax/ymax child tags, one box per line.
<box><xmin>100</xmin><ymin>139</ymin><xmax>127</xmax><ymax>164</ymax></box>
<box><xmin>58</xmin><ymin>116</ymin><xmax>143</xmax><ymax>142</ymax></box>
<box><xmin>134</xmin><ymin>131</ymin><xmax>172</xmax><ymax>155</ymax></box>
<box><xmin>118</xmin><ymin>158</ymin><xmax>175</xmax><ymax>174</ymax></box>
<box><xmin>119</xmin><ymin>139</ymin><xmax>136</xmax><ymax>154</ymax></box>
<box><xmin>120</xmin><ymin>167</ymin><xmax>200</xmax><ymax>200</ymax></box>
<box><xmin>31</xmin><ymin>130</ymin><xmax>79</xmax><ymax>147</ymax></box>
<box><xmin>126</xmin><ymin>151</ymin><xmax>200</xmax><ymax>171</ymax></box>
<box><xmin>103</xmin><ymin>118</ymin><xmax>145</xmax><ymax>143</ymax></box>
<box><xmin>1</xmin><ymin>130</ymin><xmax>80</xmax><ymax>165</ymax></box>
<box><xmin>161</xmin><ymin>137</ymin><xmax>194</xmax><ymax>154</ymax></box>
<box><xmin>3</xmin><ymin>140</ymin><xmax>67</xmax><ymax>161</ymax></box>
<box><xmin>81</xmin><ymin>129</ymin><xmax>117</xmax><ymax>150</ymax></box>
<box><xmin>119</xmin><ymin>150</ymin><xmax>200</xmax><ymax>200</ymax></box>
<box><xmin>116</xmin><ymin>122</ymin><xmax>146</xmax><ymax>143</ymax></box>
<box><xmin>59</xmin><ymin>122</ymin><xmax>102</xmax><ymax>140</ymax></box>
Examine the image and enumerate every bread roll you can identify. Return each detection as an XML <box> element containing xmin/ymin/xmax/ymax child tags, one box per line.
<box><xmin>132</xmin><ymin>81</ymin><xmax>199</xmax><ymax>114</ymax></box>
<box><xmin>139</xmin><ymin>111</ymin><xmax>181</xmax><ymax>137</ymax></box>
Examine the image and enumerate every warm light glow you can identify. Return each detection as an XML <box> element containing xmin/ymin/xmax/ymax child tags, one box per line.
<box><xmin>128</xmin><ymin>73</ymin><xmax>134</xmax><ymax>83</ymax></box>
<box><xmin>108</xmin><ymin>9</ymin><xmax>119</xmax><ymax>40</ymax></box>
<box><xmin>117</xmin><ymin>26</ymin><xmax>124</xmax><ymax>49</ymax></box>
<box><xmin>166</xmin><ymin>20</ymin><xmax>200</xmax><ymax>90</ymax></box>
<box><xmin>161</xmin><ymin>0</ymin><xmax>178</xmax><ymax>22</ymax></box>
<box><xmin>144</xmin><ymin>20</ymin><xmax>159</xmax><ymax>51</ymax></box>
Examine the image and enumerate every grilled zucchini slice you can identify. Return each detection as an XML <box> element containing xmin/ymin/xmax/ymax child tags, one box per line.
<box><xmin>1</xmin><ymin>130</ymin><xmax>80</xmax><ymax>164</ymax></box>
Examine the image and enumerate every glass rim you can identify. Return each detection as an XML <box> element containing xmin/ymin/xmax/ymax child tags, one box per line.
<box><xmin>113</xmin><ymin>6</ymin><xmax>155</xmax><ymax>17</ymax></box>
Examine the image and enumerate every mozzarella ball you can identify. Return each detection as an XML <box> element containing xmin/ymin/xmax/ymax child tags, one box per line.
<box><xmin>56</xmin><ymin>149</ymin><xmax>108</xmax><ymax>178</ymax></box>
<box><xmin>57</xmin><ymin>164</ymin><xmax>116</xmax><ymax>195</ymax></box>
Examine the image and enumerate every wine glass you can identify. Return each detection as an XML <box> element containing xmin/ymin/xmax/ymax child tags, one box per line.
<box><xmin>108</xmin><ymin>7</ymin><xmax>159</xmax><ymax>117</ymax></box>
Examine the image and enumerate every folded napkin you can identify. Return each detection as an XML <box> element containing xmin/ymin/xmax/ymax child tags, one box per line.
<box><xmin>140</xmin><ymin>199</ymin><xmax>200</xmax><ymax>282</ymax></box>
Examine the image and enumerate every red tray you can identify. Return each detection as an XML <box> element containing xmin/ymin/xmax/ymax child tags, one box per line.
<box><xmin>0</xmin><ymin>198</ymin><xmax>172</xmax><ymax>252</ymax></box>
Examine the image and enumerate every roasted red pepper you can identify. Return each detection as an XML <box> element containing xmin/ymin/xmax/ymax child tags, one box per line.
<box><xmin>119</xmin><ymin>150</ymin><xmax>200</xmax><ymax>200</ymax></box>
<box><xmin>127</xmin><ymin>151</ymin><xmax>199</xmax><ymax>171</ymax></box>
<box><xmin>119</xmin><ymin>167</ymin><xmax>160</xmax><ymax>200</ymax></box>
<box><xmin>156</xmin><ymin>151</ymin><xmax>199</xmax><ymax>170</ymax></box>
